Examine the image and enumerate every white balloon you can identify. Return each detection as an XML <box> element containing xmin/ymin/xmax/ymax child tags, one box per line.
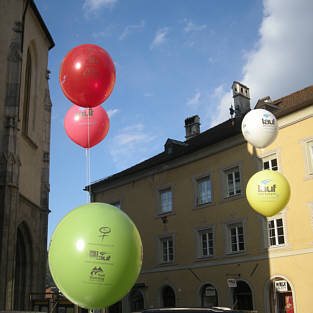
<box><xmin>241</xmin><ymin>109</ymin><xmax>278</xmax><ymax>148</ymax></box>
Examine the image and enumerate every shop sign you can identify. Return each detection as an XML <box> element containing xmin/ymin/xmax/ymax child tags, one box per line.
<box><xmin>275</xmin><ymin>280</ymin><xmax>288</xmax><ymax>292</ymax></box>
<box><xmin>227</xmin><ymin>278</ymin><xmax>237</xmax><ymax>288</ymax></box>
<box><xmin>205</xmin><ymin>286</ymin><xmax>216</xmax><ymax>296</ymax></box>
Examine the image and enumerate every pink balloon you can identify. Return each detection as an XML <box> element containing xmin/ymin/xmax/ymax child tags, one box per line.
<box><xmin>64</xmin><ymin>105</ymin><xmax>110</xmax><ymax>148</ymax></box>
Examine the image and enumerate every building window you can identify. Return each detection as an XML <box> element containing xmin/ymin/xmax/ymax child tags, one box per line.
<box><xmin>260</xmin><ymin>150</ymin><xmax>281</xmax><ymax>172</ymax></box>
<box><xmin>23</xmin><ymin>49</ymin><xmax>32</xmax><ymax>135</ymax></box>
<box><xmin>159</xmin><ymin>188</ymin><xmax>172</xmax><ymax>214</ymax></box>
<box><xmin>263</xmin><ymin>157</ymin><xmax>278</xmax><ymax>171</ymax></box>
<box><xmin>228</xmin><ymin>223</ymin><xmax>245</xmax><ymax>253</ymax></box>
<box><xmin>268</xmin><ymin>218</ymin><xmax>285</xmax><ymax>247</ymax></box>
<box><xmin>160</xmin><ymin>236</ymin><xmax>174</xmax><ymax>264</ymax></box>
<box><xmin>197</xmin><ymin>177</ymin><xmax>212</xmax><ymax>206</ymax></box>
<box><xmin>201</xmin><ymin>284</ymin><xmax>218</xmax><ymax>308</ymax></box>
<box><xmin>199</xmin><ymin>229</ymin><xmax>214</xmax><ymax>257</ymax></box>
<box><xmin>302</xmin><ymin>138</ymin><xmax>313</xmax><ymax>177</ymax></box>
<box><xmin>224</xmin><ymin>167</ymin><xmax>241</xmax><ymax>197</ymax></box>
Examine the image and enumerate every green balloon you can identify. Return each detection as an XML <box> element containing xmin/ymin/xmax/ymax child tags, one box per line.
<box><xmin>48</xmin><ymin>203</ymin><xmax>143</xmax><ymax>309</ymax></box>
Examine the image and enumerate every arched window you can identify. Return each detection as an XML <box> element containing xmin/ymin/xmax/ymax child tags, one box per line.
<box><xmin>130</xmin><ymin>289</ymin><xmax>144</xmax><ymax>312</ymax></box>
<box><xmin>14</xmin><ymin>222</ymin><xmax>33</xmax><ymax>310</ymax></box>
<box><xmin>232</xmin><ymin>280</ymin><xmax>253</xmax><ymax>310</ymax></box>
<box><xmin>161</xmin><ymin>285</ymin><xmax>175</xmax><ymax>308</ymax></box>
<box><xmin>200</xmin><ymin>283</ymin><xmax>218</xmax><ymax>307</ymax></box>
<box><xmin>269</xmin><ymin>277</ymin><xmax>294</xmax><ymax>313</ymax></box>
<box><xmin>23</xmin><ymin>49</ymin><xmax>32</xmax><ymax>135</ymax></box>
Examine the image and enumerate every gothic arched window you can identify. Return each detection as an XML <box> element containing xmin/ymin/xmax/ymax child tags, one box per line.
<box><xmin>22</xmin><ymin>49</ymin><xmax>32</xmax><ymax>135</ymax></box>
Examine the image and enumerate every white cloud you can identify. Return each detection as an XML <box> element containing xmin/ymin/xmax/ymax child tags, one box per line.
<box><xmin>109</xmin><ymin>123</ymin><xmax>157</xmax><ymax>171</ymax></box>
<box><xmin>144</xmin><ymin>92</ymin><xmax>153</xmax><ymax>97</ymax></box>
<box><xmin>187</xmin><ymin>91</ymin><xmax>201</xmax><ymax>108</ymax></box>
<box><xmin>150</xmin><ymin>27</ymin><xmax>169</xmax><ymax>50</ymax></box>
<box><xmin>120</xmin><ymin>20</ymin><xmax>145</xmax><ymax>40</ymax></box>
<box><xmin>83</xmin><ymin>0</ymin><xmax>117</xmax><ymax>14</ymax></box>
<box><xmin>184</xmin><ymin>19</ymin><xmax>207</xmax><ymax>33</ymax></box>
<box><xmin>212</xmin><ymin>85</ymin><xmax>224</xmax><ymax>98</ymax></box>
<box><xmin>107</xmin><ymin>109</ymin><xmax>119</xmax><ymax>118</ymax></box>
<box><xmin>92</xmin><ymin>25</ymin><xmax>115</xmax><ymax>38</ymax></box>
<box><xmin>211</xmin><ymin>0</ymin><xmax>313</xmax><ymax>127</ymax></box>
<box><xmin>210</xmin><ymin>91</ymin><xmax>233</xmax><ymax>127</ymax></box>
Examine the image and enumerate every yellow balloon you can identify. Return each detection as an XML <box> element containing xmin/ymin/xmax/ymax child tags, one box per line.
<box><xmin>246</xmin><ymin>170</ymin><xmax>291</xmax><ymax>217</ymax></box>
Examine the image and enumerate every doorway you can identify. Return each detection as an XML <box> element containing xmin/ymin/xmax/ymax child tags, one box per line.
<box><xmin>269</xmin><ymin>278</ymin><xmax>294</xmax><ymax>313</ymax></box>
<box><xmin>232</xmin><ymin>280</ymin><xmax>253</xmax><ymax>310</ymax></box>
<box><xmin>161</xmin><ymin>285</ymin><xmax>176</xmax><ymax>308</ymax></box>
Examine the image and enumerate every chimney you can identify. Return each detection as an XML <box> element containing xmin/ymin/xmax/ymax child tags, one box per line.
<box><xmin>185</xmin><ymin>115</ymin><xmax>200</xmax><ymax>140</ymax></box>
<box><xmin>232</xmin><ymin>81</ymin><xmax>250</xmax><ymax>116</ymax></box>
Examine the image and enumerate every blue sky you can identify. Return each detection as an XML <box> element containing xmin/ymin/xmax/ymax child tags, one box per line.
<box><xmin>34</xmin><ymin>0</ymin><xmax>313</xmax><ymax>244</ymax></box>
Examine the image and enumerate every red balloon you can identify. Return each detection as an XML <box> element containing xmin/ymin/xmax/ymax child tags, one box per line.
<box><xmin>64</xmin><ymin>105</ymin><xmax>110</xmax><ymax>148</ymax></box>
<box><xmin>60</xmin><ymin>44</ymin><xmax>116</xmax><ymax>108</ymax></box>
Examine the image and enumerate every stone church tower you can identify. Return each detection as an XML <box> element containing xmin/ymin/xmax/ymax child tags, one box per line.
<box><xmin>0</xmin><ymin>0</ymin><xmax>54</xmax><ymax>310</ymax></box>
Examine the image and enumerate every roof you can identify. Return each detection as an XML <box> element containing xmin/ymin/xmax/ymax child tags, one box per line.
<box><xmin>89</xmin><ymin>84</ymin><xmax>313</xmax><ymax>190</ymax></box>
<box><xmin>30</xmin><ymin>0</ymin><xmax>55</xmax><ymax>50</ymax></box>
<box><xmin>255</xmin><ymin>84</ymin><xmax>313</xmax><ymax>118</ymax></box>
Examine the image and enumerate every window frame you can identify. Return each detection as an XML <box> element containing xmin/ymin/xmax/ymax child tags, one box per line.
<box><xmin>22</xmin><ymin>49</ymin><xmax>32</xmax><ymax>136</ymax></box>
<box><xmin>224</xmin><ymin>220</ymin><xmax>246</xmax><ymax>255</ymax></box>
<box><xmin>263</xmin><ymin>157</ymin><xmax>278</xmax><ymax>171</ymax></box>
<box><xmin>21</xmin><ymin>45</ymin><xmax>39</xmax><ymax>147</ymax></box>
<box><xmin>265</xmin><ymin>211</ymin><xmax>288</xmax><ymax>249</ymax></box>
<box><xmin>193</xmin><ymin>172</ymin><xmax>214</xmax><ymax>209</ymax></box>
<box><xmin>258</xmin><ymin>149</ymin><xmax>282</xmax><ymax>172</ymax></box>
<box><xmin>301</xmin><ymin>137</ymin><xmax>313</xmax><ymax>179</ymax></box>
<box><xmin>220</xmin><ymin>163</ymin><xmax>243</xmax><ymax>200</ymax></box>
<box><xmin>267</xmin><ymin>217</ymin><xmax>285</xmax><ymax>247</ymax></box>
<box><xmin>229</xmin><ymin>224</ymin><xmax>245</xmax><ymax>252</ymax></box>
<box><xmin>156</xmin><ymin>185</ymin><xmax>174</xmax><ymax>216</ymax></box>
<box><xmin>158</xmin><ymin>234</ymin><xmax>175</xmax><ymax>265</ymax></box>
<box><xmin>259</xmin><ymin>210</ymin><xmax>288</xmax><ymax>250</ymax></box>
<box><xmin>195</xmin><ymin>226</ymin><xmax>215</xmax><ymax>259</ymax></box>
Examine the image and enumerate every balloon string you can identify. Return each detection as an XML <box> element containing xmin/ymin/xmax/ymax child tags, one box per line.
<box><xmin>86</xmin><ymin>109</ymin><xmax>91</xmax><ymax>203</ymax></box>
<box><xmin>85</xmin><ymin>148</ymin><xmax>91</xmax><ymax>203</ymax></box>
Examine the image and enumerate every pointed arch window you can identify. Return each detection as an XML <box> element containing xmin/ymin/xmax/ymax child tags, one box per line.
<box><xmin>14</xmin><ymin>222</ymin><xmax>33</xmax><ymax>310</ymax></box>
<box><xmin>23</xmin><ymin>49</ymin><xmax>32</xmax><ymax>135</ymax></box>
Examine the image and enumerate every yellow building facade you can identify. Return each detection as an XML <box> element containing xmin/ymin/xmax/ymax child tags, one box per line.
<box><xmin>90</xmin><ymin>83</ymin><xmax>313</xmax><ymax>313</ymax></box>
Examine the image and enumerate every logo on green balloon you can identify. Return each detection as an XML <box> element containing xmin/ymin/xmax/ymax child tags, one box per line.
<box><xmin>98</xmin><ymin>226</ymin><xmax>111</xmax><ymax>239</ymax></box>
<box><xmin>90</xmin><ymin>266</ymin><xmax>105</xmax><ymax>282</ymax></box>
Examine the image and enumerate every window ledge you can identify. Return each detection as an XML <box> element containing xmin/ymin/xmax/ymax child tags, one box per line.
<box><xmin>193</xmin><ymin>201</ymin><xmax>216</xmax><ymax>210</ymax></box>
<box><xmin>267</xmin><ymin>244</ymin><xmax>291</xmax><ymax>251</ymax></box>
<box><xmin>221</xmin><ymin>193</ymin><xmax>245</xmax><ymax>203</ymax></box>
<box><xmin>155</xmin><ymin>211</ymin><xmax>176</xmax><ymax>219</ymax></box>
<box><xmin>260</xmin><ymin>244</ymin><xmax>291</xmax><ymax>253</ymax></box>
<box><xmin>224</xmin><ymin>250</ymin><xmax>248</xmax><ymax>257</ymax></box>
<box><xmin>158</xmin><ymin>262</ymin><xmax>176</xmax><ymax>267</ymax></box>
<box><xmin>195</xmin><ymin>255</ymin><xmax>216</xmax><ymax>262</ymax></box>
